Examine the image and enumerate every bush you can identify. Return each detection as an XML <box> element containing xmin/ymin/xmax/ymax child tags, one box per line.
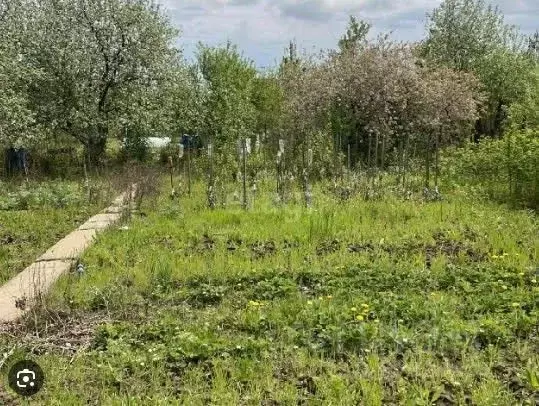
<box><xmin>28</xmin><ymin>146</ymin><xmax>82</xmax><ymax>178</ymax></box>
<box><xmin>443</xmin><ymin>130</ymin><xmax>539</xmax><ymax>209</ymax></box>
<box><xmin>119</xmin><ymin>130</ymin><xmax>150</xmax><ymax>163</ymax></box>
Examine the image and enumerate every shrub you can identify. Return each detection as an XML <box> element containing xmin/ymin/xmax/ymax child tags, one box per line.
<box><xmin>443</xmin><ymin>130</ymin><xmax>539</xmax><ymax>209</ymax></box>
<box><xmin>119</xmin><ymin>131</ymin><xmax>150</xmax><ymax>163</ymax></box>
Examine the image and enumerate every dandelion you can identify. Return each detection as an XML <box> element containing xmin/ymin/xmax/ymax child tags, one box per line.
<box><xmin>361</xmin><ymin>303</ymin><xmax>369</xmax><ymax>308</ymax></box>
<box><xmin>511</xmin><ymin>302</ymin><xmax>520</xmax><ymax>307</ymax></box>
<box><xmin>307</xmin><ymin>300</ymin><xmax>313</xmax><ymax>305</ymax></box>
<box><xmin>531</xmin><ymin>279</ymin><xmax>537</xmax><ymax>284</ymax></box>
<box><xmin>326</xmin><ymin>295</ymin><xmax>333</xmax><ymax>299</ymax></box>
<box><xmin>356</xmin><ymin>315</ymin><xmax>364</xmax><ymax>321</ymax></box>
<box><xmin>350</xmin><ymin>307</ymin><xmax>357</xmax><ymax>312</ymax></box>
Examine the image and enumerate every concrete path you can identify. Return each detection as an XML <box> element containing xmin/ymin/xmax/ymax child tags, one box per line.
<box><xmin>0</xmin><ymin>189</ymin><xmax>135</xmax><ymax>323</ymax></box>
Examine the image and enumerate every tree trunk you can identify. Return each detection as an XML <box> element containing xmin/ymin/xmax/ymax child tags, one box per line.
<box><xmin>86</xmin><ymin>127</ymin><xmax>107</xmax><ymax>170</ymax></box>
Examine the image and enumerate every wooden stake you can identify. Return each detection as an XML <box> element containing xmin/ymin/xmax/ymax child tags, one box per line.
<box><xmin>242</xmin><ymin>138</ymin><xmax>247</xmax><ymax>210</ymax></box>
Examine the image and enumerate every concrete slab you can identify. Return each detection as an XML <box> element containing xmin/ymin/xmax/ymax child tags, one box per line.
<box><xmin>88</xmin><ymin>212</ymin><xmax>122</xmax><ymax>223</ymax></box>
<box><xmin>37</xmin><ymin>229</ymin><xmax>97</xmax><ymax>262</ymax></box>
<box><xmin>103</xmin><ymin>205</ymin><xmax>125</xmax><ymax>214</ymax></box>
<box><xmin>0</xmin><ymin>260</ymin><xmax>72</xmax><ymax>322</ymax></box>
<box><xmin>78</xmin><ymin>213</ymin><xmax>122</xmax><ymax>231</ymax></box>
<box><xmin>78</xmin><ymin>222</ymin><xmax>111</xmax><ymax>231</ymax></box>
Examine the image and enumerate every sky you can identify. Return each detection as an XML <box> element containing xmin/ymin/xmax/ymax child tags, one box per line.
<box><xmin>160</xmin><ymin>0</ymin><xmax>538</xmax><ymax>69</ymax></box>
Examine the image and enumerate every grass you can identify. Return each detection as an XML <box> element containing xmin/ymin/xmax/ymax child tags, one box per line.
<box><xmin>1</xmin><ymin>179</ymin><xmax>538</xmax><ymax>405</ymax></box>
<box><xmin>0</xmin><ymin>179</ymin><xmax>117</xmax><ymax>283</ymax></box>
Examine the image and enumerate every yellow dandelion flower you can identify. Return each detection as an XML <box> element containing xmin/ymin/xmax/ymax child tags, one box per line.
<box><xmin>511</xmin><ymin>302</ymin><xmax>520</xmax><ymax>307</ymax></box>
<box><xmin>362</xmin><ymin>303</ymin><xmax>369</xmax><ymax>308</ymax></box>
<box><xmin>307</xmin><ymin>300</ymin><xmax>313</xmax><ymax>305</ymax></box>
<box><xmin>356</xmin><ymin>315</ymin><xmax>364</xmax><ymax>321</ymax></box>
<box><xmin>350</xmin><ymin>307</ymin><xmax>357</xmax><ymax>312</ymax></box>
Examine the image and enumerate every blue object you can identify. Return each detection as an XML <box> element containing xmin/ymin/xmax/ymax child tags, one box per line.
<box><xmin>181</xmin><ymin>135</ymin><xmax>202</xmax><ymax>151</ymax></box>
<box><xmin>4</xmin><ymin>147</ymin><xmax>28</xmax><ymax>175</ymax></box>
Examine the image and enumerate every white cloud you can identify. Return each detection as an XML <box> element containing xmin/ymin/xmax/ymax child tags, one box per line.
<box><xmin>160</xmin><ymin>0</ymin><xmax>538</xmax><ymax>67</ymax></box>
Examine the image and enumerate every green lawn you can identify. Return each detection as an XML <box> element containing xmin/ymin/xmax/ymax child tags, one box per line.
<box><xmin>1</xmin><ymin>180</ymin><xmax>538</xmax><ymax>405</ymax></box>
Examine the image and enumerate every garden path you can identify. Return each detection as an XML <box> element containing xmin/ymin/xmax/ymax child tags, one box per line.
<box><xmin>0</xmin><ymin>189</ymin><xmax>135</xmax><ymax>323</ymax></box>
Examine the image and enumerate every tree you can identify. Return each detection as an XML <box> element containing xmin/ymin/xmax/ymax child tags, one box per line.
<box><xmin>423</xmin><ymin>0</ymin><xmax>532</xmax><ymax>138</ymax></box>
<box><xmin>338</xmin><ymin>16</ymin><xmax>371</xmax><ymax>53</ymax></box>
<box><xmin>0</xmin><ymin>0</ymin><xmax>40</xmax><ymax>149</ymax></box>
<box><xmin>251</xmin><ymin>74</ymin><xmax>283</xmax><ymax>141</ymax></box>
<box><xmin>507</xmin><ymin>66</ymin><xmax>539</xmax><ymax>130</ymax></box>
<box><xmin>278</xmin><ymin>44</ymin><xmax>335</xmax><ymax>175</ymax></box>
<box><xmin>327</xmin><ymin>36</ymin><xmax>482</xmax><ymax>188</ymax></box>
<box><xmin>528</xmin><ymin>30</ymin><xmax>539</xmax><ymax>60</ymax></box>
<box><xmin>195</xmin><ymin>42</ymin><xmax>258</xmax><ymax>205</ymax></box>
<box><xmin>196</xmin><ymin>43</ymin><xmax>257</xmax><ymax>148</ymax></box>
<box><xmin>20</xmin><ymin>0</ymin><xmax>178</xmax><ymax>166</ymax></box>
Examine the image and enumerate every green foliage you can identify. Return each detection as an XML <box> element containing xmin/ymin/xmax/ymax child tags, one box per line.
<box><xmin>0</xmin><ymin>0</ymin><xmax>40</xmax><ymax>147</ymax></box>
<box><xmin>443</xmin><ymin>130</ymin><xmax>539</xmax><ymax>208</ymax></box>
<box><xmin>423</xmin><ymin>0</ymin><xmax>533</xmax><ymax>137</ymax></box>
<box><xmin>119</xmin><ymin>129</ymin><xmax>150</xmax><ymax>163</ymax></box>
<box><xmin>0</xmin><ymin>179</ymin><xmax>114</xmax><ymax>211</ymax></box>
<box><xmin>251</xmin><ymin>74</ymin><xmax>284</xmax><ymax>138</ymax></box>
<box><xmin>423</xmin><ymin>0</ymin><xmax>524</xmax><ymax>70</ymax></box>
<box><xmin>338</xmin><ymin>16</ymin><xmax>371</xmax><ymax>53</ymax></box>
<box><xmin>1</xmin><ymin>0</ymin><xmax>180</xmax><ymax>163</ymax></box>
<box><xmin>508</xmin><ymin>66</ymin><xmax>539</xmax><ymax>130</ymax></box>
<box><xmin>197</xmin><ymin>43</ymin><xmax>257</xmax><ymax>147</ymax></box>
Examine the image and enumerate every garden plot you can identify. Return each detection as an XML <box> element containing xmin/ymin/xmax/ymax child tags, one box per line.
<box><xmin>0</xmin><ymin>182</ymin><xmax>538</xmax><ymax>404</ymax></box>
